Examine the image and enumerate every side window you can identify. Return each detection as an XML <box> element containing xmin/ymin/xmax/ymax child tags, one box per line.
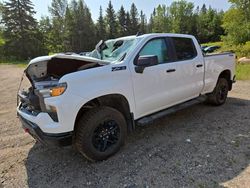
<box><xmin>139</xmin><ymin>39</ymin><xmax>169</xmax><ymax>64</ymax></box>
<box><xmin>172</xmin><ymin>37</ymin><xmax>197</xmax><ymax>61</ymax></box>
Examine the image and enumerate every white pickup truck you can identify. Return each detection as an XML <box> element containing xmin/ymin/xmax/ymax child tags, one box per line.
<box><xmin>17</xmin><ymin>33</ymin><xmax>236</xmax><ymax>161</ymax></box>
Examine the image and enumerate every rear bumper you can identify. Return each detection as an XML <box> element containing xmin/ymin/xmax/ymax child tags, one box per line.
<box><xmin>19</xmin><ymin>115</ymin><xmax>72</xmax><ymax>147</ymax></box>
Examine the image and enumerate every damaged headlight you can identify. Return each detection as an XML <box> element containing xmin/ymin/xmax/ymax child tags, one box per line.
<box><xmin>38</xmin><ymin>83</ymin><xmax>67</xmax><ymax>98</ymax></box>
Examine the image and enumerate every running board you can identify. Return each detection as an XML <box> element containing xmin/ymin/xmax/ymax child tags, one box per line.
<box><xmin>136</xmin><ymin>95</ymin><xmax>207</xmax><ymax>126</ymax></box>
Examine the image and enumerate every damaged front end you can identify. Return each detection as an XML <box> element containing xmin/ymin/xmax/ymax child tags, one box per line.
<box><xmin>17</xmin><ymin>54</ymin><xmax>109</xmax><ymax>121</ymax></box>
<box><xmin>16</xmin><ymin>54</ymin><xmax>110</xmax><ymax>146</ymax></box>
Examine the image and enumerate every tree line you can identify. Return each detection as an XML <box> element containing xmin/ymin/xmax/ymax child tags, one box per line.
<box><xmin>0</xmin><ymin>0</ymin><xmax>249</xmax><ymax>60</ymax></box>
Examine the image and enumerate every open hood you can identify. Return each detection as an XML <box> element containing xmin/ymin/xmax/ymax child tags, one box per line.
<box><xmin>25</xmin><ymin>54</ymin><xmax>110</xmax><ymax>83</ymax></box>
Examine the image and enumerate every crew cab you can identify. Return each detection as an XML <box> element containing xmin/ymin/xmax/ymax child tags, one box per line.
<box><xmin>17</xmin><ymin>33</ymin><xmax>236</xmax><ymax>161</ymax></box>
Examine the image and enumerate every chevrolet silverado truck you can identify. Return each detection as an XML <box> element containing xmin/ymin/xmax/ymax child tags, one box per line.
<box><xmin>17</xmin><ymin>33</ymin><xmax>236</xmax><ymax>161</ymax></box>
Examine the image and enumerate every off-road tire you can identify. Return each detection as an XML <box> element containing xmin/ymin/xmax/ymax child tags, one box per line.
<box><xmin>206</xmin><ymin>78</ymin><xmax>229</xmax><ymax>106</ymax></box>
<box><xmin>75</xmin><ymin>106</ymin><xmax>127</xmax><ymax>161</ymax></box>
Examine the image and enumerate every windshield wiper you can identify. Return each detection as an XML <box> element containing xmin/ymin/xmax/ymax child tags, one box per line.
<box><xmin>119</xmin><ymin>53</ymin><xmax>127</xmax><ymax>61</ymax></box>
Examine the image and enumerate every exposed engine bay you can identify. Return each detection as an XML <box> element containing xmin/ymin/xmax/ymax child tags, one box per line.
<box><xmin>18</xmin><ymin>55</ymin><xmax>109</xmax><ymax>119</ymax></box>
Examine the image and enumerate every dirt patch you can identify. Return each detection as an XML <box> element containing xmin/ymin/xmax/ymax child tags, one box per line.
<box><xmin>0</xmin><ymin>65</ymin><xmax>250</xmax><ymax>187</ymax></box>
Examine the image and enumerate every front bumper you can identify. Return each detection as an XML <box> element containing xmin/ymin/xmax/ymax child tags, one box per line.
<box><xmin>18</xmin><ymin>115</ymin><xmax>73</xmax><ymax>147</ymax></box>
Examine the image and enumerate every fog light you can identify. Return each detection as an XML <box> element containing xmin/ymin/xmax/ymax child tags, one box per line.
<box><xmin>50</xmin><ymin>106</ymin><xmax>57</xmax><ymax>113</ymax></box>
<box><xmin>46</xmin><ymin>105</ymin><xmax>57</xmax><ymax>113</ymax></box>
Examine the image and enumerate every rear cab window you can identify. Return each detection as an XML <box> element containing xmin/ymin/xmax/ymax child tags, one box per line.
<box><xmin>171</xmin><ymin>37</ymin><xmax>197</xmax><ymax>61</ymax></box>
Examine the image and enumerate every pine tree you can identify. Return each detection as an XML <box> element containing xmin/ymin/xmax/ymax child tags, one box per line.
<box><xmin>139</xmin><ymin>10</ymin><xmax>147</xmax><ymax>34</ymax></box>
<box><xmin>38</xmin><ymin>16</ymin><xmax>52</xmax><ymax>54</ymax></box>
<box><xmin>201</xmin><ymin>4</ymin><xmax>207</xmax><ymax>14</ymax></box>
<box><xmin>2</xmin><ymin>0</ymin><xmax>46</xmax><ymax>59</ymax></box>
<box><xmin>64</xmin><ymin>5</ymin><xmax>74</xmax><ymax>51</ymax></box>
<box><xmin>82</xmin><ymin>4</ymin><xmax>96</xmax><ymax>51</ymax></box>
<box><xmin>48</xmin><ymin>0</ymin><xmax>68</xmax><ymax>52</ymax></box>
<box><xmin>125</xmin><ymin>11</ymin><xmax>132</xmax><ymax>35</ymax></box>
<box><xmin>130</xmin><ymin>3</ymin><xmax>139</xmax><ymax>35</ymax></box>
<box><xmin>105</xmin><ymin>0</ymin><xmax>118</xmax><ymax>38</ymax></box>
<box><xmin>117</xmin><ymin>6</ymin><xmax>126</xmax><ymax>36</ymax></box>
<box><xmin>148</xmin><ymin>14</ymin><xmax>154</xmax><ymax>33</ymax></box>
<box><xmin>96</xmin><ymin>6</ymin><xmax>106</xmax><ymax>41</ymax></box>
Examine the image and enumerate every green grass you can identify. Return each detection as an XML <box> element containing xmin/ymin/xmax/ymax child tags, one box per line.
<box><xmin>236</xmin><ymin>63</ymin><xmax>250</xmax><ymax>80</ymax></box>
<box><xmin>201</xmin><ymin>41</ymin><xmax>223</xmax><ymax>47</ymax></box>
<box><xmin>0</xmin><ymin>59</ymin><xmax>28</xmax><ymax>68</ymax></box>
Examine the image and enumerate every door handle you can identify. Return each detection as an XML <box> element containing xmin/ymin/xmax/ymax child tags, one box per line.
<box><xmin>196</xmin><ymin>64</ymin><xmax>203</xmax><ymax>68</ymax></box>
<box><xmin>166</xmin><ymin>69</ymin><xmax>176</xmax><ymax>73</ymax></box>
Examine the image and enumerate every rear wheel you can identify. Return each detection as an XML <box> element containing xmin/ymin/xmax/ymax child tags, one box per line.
<box><xmin>206</xmin><ymin>78</ymin><xmax>229</xmax><ymax>106</ymax></box>
<box><xmin>75</xmin><ymin>106</ymin><xmax>127</xmax><ymax>161</ymax></box>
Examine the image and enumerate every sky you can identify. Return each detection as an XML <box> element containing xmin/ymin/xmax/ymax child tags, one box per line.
<box><xmin>33</xmin><ymin>0</ymin><xmax>231</xmax><ymax>21</ymax></box>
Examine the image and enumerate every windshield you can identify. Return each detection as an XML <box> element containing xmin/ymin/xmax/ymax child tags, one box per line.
<box><xmin>87</xmin><ymin>37</ymin><xmax>141</xmax><ymax>62</ymax></box>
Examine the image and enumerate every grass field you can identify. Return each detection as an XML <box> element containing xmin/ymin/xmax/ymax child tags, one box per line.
<box><xmin>236</xmin><ymin>63</ymin><xmax>250</xmax><ymax>80</ymax></box>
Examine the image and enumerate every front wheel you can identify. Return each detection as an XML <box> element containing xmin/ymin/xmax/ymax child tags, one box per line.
<box><xmin>75</xmin><ymin>106</ymin><xmax>127</xmax><ymax>161</ymax></box>
<box><xmin>206</xmin><ymin>78</ymin><xmax>229</xmax><ymax>106</ymax></box>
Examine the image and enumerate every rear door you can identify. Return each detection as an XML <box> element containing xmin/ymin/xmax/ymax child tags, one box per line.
<box><xmin>167</xmin><ymin>37</ymin><xmax>204</xmax><ymax>102</ymax></box>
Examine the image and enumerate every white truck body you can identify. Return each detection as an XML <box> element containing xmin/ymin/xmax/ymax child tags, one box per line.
<box><xmin>17</xmin><ymin>33</ymin><xmax>236</xmax><ymax>155</ymax></box>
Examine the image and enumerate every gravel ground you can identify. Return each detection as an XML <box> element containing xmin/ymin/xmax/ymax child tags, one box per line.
<box><xmin>0</xmin><ymin>64</ymin><xmax>249</xmax><ymax>188</ymax></box>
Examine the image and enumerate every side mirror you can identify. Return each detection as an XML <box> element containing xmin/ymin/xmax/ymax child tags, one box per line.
<box><xmin>134</xmin><ymin>55</ymin><xmax>158</xmax><ymax>73</ymax></box>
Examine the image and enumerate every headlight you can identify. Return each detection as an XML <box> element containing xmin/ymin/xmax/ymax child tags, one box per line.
<box><xmin>39</xmin><ymin>83</ymin><xmax>67</xmax><ymax>98</ymax></box>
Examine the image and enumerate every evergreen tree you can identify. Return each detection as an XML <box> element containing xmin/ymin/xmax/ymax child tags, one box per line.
<box><xmin>117</xmin><ymin>6</ymin><xmax>126</xmax><ymax>36</ymax></box>
<box><xmin>96</xmin><ymin>6</ymin><xmax>107</xmax><ymax>41</ymax></box>
<box><xmin>148</xmin><ymin>14</ymin><xmax>154</xmax><ymax>33</ymax></box>
<box><xmin>2</xmin><ymin>0</ymin><xmax>46</xmax><ymax>59</ymax></box>
<box><xmin>130</xmin><ymin>3</ymin><xmax>139</xmax><ymax>35</ymax></box>
<box><xmin>38</xmin><ymin>16</ymin><xmax>52</xmax><ymax>54</ymax></box>
<box><xmin>64</xmin><ymin>5</ymin><xmax>74</xmax><ymax>51</ymax></box>
<box><xmin>125</xmin><ymin>11</ymin><xmax>132</xmax><ymax>35</ymax></box>
<box><xmin>139</xmin><ymin>10</ymin><xmax>147</xmax><ymax>34</ymax></box>
<box><xmin>201</xmin><ymin>4</ymin><xmax>207</xmax><ymax>14</ymax></box>
<box><xmin>48</xmin><ymin>0</ymin><xmax>68</xmax><ymax>52</ymax></box>
<box><xmin>196</xmin><ymin>5</ymin><xmax>224</xmax><ymax>42</ymax></box>
<box><xmin>147</xmin><ymin>8</ymin><xmax>156</xmax><ymax>33</ymax></box>
<box><xmin>105</xmin><ymin>1</ymin><xmax>118</xmax><ymax>38</ymax></box>
<box><xmin>81</xmin><ymin>3</ymin><xmax>96</xmax><ymax>51</ymax></box>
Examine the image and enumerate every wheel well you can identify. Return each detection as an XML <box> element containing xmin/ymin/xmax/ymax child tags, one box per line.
<box><xmin>74</xmin><ymin>94</ymin><xmax>134</xmax><ymax>133</ymax></box>
<box><xmin>218</xmin><ymin>70</ymin><xmax>232</xmax><ymax>90</ymax></box>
